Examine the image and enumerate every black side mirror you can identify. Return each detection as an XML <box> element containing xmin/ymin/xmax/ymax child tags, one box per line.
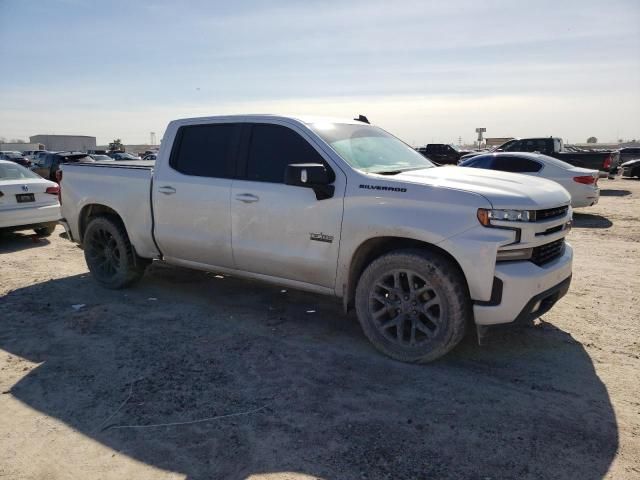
<box><xmin>285</xmin><ymin>163</ymin><xmax>335</xmax><ymax>200</ymax></box>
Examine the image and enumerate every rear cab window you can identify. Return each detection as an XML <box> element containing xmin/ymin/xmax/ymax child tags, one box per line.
<box><xmin>170</xmin><ymin>123</ymin><xmax>239</xmax><ymax>178</ymax></box>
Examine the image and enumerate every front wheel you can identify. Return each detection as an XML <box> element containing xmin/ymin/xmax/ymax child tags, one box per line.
<box><xmin>83</xmin><ymin>216</ymin><xmax>148</xmax><ymax>289</ymax></box>
<box><xmin>355</xmin><ymin>249</ymin><xmax>470</xmax><ymax>363</ymax></box>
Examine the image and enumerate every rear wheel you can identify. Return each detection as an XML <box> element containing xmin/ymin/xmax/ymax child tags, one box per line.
<box><xmin>83</xmin><ymin>216</ymin><xmax>148</xmax><ymax>289</ymax></box>
<box><xmin>355</xmin><ymin>249</ymin><xmax>469</xmax><ymax>363</ymax></box>
<box><xmin>34</xmin><ymin>222</ymin><xmax>57</xmax><ymax>237</ymax></box>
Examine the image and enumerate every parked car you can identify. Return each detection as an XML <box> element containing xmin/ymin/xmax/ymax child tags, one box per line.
<box><xmin>618</xmin><ymin>147</ymin><xmax>640</xmax><ymax>165</ymax></box>
<box><xmin>0</xmin><ymin>151</ymin><xmax>31</xmax><ymax>168</ymax></box>
<box><xmin>416</xmin><ymin>144</ymin><xmax>472</xmax><ymax>165</ymax></box>
<box><xmin>0</xmin><ymin>160</ymin><xmax>61</xmax><ymax>236</ymax></box>
<box><xmin>22</xmin><ymin>150</ymin><xmax>43</xmax><ymax>161</ymax></box>
<box><xmin>31</xmin><ymin>151</ymin><xmax>94</xmax><ymax>181</ymax></box>
<box><xmin>88</xmin><ymin>154</ymin><xmax>114</xmax><ymax>162</ymax></box>
<box><xmin>109</xmin><ymin>152</ymin><xmax>141</xmax><ymax>161</ymax></box>
<box><xmin>142</xmin><ymin>153</ymin><xmax>157</xmax><ymax>161</ymax></box>
<box><xmin>458</xmin><ymin>152</ymin><xmax>600</xmax><ymax>208</ymax></box>
<box><xmin>459</xmin><ymin>137</ymin><xmax>619</xmax><ymax>177</ymax></box>
<box><xmin>619</xmin><ymin>158</ymin><xmax>640</xmax><ymax>178</ymax></box>
<box><xmin>59</xmin><ymin>115</ymin><xmax>573</xmax><ymax>363</ymax></box>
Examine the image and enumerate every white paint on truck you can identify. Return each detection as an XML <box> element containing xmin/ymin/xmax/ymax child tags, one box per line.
<box><xmin>59</xmin><ymin>115</ymin><xmax>574</xmax><ymax>362</ymax></box>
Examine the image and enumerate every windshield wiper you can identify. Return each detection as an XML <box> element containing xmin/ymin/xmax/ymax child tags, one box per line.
<box><xmin>371</xmin><ymin>167</ymin><xmax>426</xmax><ymax>175</ymax></box>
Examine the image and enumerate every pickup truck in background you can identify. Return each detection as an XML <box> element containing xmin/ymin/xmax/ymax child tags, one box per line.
<box><xmin>59</xmin><ymin>115</ymin><xmax>574</xmax><ymax>363</ymax></box>
<box><xmin>415</xmin><ymin>144</ymin><xmax>472</xmax><ymax>165</ymax></box>
<box><xmin>459</xmin><ymin>137</ymin><xmax>619</xmax><ymax>177</ymax></box>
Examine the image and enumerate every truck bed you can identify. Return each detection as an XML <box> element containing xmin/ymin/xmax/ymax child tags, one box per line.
<box><xmin>60</xmin><ymin>161</ymin><xmax>160</xmax><ymax>258</ymax></box>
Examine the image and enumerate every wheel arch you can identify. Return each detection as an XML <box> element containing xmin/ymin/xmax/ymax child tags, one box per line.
<box><xmin>78</xmin><ymin>203</ymin><xmax>123</xmax><ymax>243</ymax></box>
<box><xmin>343</xmin><ymin>236</ymin><xmax>468</xmax><ymax>313</ymax></box>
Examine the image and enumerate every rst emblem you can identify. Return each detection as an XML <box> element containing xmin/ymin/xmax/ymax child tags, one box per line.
<box><xmin>310</xmin><ymin>232</ymin><xmax>334</xmax><ymax>243</ymax></box>
<box><xmin>21</xmin><ymin>185</ymin><xmax>29</xmax><ymax>192</ymax></box>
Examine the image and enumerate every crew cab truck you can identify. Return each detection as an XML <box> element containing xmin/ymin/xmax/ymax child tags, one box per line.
<box><xmin>59</xmin><ymin>115</ymin><xmax>574</xmax><ymax>363</ymax></box>
<box><xmin>460</xmin><ymin>137</ymin><xmax>618</xmax><ymax>177</ymax></box>
<box><xmin>416</xmin><ymin>144</ymin><xmax>471</xmax><ymax>165</ymax></box>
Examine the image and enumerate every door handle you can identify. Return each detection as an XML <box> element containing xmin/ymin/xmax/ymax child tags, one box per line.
<box><xmin>158</xmin><ymin>186</ymin><xmax>176</xmax><ymax>195</ymax></box>
<box><xmin>235</xmin><ymin>193</ymin><xmax>259</xmax><ymax>203</ymax></box>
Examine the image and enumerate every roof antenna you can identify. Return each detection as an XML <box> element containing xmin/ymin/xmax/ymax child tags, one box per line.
<box><xmin>355</xmin><ymin>114</ymin><xmax>370</xmax><ymax>124</ymax></box>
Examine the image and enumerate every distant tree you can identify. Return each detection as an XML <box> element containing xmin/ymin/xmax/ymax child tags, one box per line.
<box><xmin>586</xmin><ymin>136</ymin><xmax>598</xmax><ymax>144</ymax></box>
<box><xmin>109</xmin><ymin>138</ymin><xmax>124</xmax><ymax>151</ymax></box>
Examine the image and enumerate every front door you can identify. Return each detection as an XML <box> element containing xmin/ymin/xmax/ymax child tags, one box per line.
<box><xmin>231</xmin><ymin>123</ymin><xmax>345</xmax><ymax>289</ymax></box>
<box><xmin>152</xmin><ymin>123</ymin><xmax>240</xmax><ymax>268</ymax></box>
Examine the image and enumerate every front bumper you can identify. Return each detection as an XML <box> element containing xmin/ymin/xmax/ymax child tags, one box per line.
<box><xmin>473</xmin><ymin>242</ymin><xmax>573</xmax><ymax>326</ymax></box>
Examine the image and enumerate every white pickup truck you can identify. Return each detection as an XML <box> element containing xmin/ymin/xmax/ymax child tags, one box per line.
<box><xmin>60</xmin><ymin>115</ymin><xmax>573</xmax><ymax>362</ymax></box>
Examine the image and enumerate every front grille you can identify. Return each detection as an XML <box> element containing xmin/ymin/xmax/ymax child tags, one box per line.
<box><xmin>531</xmin><ymin>239</ymin><xmax>565</xmax><ymax>266</ymax></box>
<box><xmin>534</xmin><ymin>205</ymin><xmax>569</xmax><ymax>221</ymax></box>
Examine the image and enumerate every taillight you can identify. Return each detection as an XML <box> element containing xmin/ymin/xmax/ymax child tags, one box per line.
<box><xmin>573</xmin><ymin>175</ymin><xmax>596</xmax><ymax>185</ymax></box>
<box><xmin>603</xmin><ymin>154</ymin><xmax>611</xmax><ymax>170</ymax></box>
<box><xmin>46</xmin><ymin>185</ymin><xmax>60</xmax><ymax>195</ymax></box>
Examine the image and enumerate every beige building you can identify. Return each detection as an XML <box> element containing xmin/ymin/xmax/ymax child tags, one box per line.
<box><xmin>29</xmin><ymin>135</ymin><xmax>96</xmax><ymax>152</ymax></box>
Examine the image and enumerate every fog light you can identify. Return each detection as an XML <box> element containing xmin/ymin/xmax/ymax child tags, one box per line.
<box><xmin>496</xmin><ymin>248</ymin><xmax>533</xmax><ymax>262</ymax></box>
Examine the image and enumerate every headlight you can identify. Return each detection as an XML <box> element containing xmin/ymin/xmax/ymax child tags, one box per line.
<box><xmin>477</xmin><ymin>208</ymin><xmax>533</xmax><ymax>226</ymax></box>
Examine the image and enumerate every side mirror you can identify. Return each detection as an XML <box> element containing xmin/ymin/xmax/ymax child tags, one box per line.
<box><xmin>285</xmin><ymin>163</ymin><xmax>335</xmax><ymax>200</ymax></box>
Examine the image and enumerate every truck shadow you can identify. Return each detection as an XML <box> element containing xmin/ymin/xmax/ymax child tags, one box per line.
<box><xmin>572</xmin><ymin>212</ymin><xmax>613</xmax><ymax>229</ymax></box>
<box><xmin>0</xmin><ymin>264</ymin><xmax>618</xmax><ymax>480</ymax></box>
<box><xmin>0</xmin><ymin>231</ymin><xmax>52</xmax><ymax>254</ymax></box>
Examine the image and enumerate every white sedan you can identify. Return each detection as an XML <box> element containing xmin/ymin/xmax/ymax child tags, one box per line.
<box><xmin>458</xmin><ymin>152</ymin><xmax>600</xmax><ymax>208</ymax></box>
<box><xmin>0</xmin><ymin>160</ymin><xmax>61</xmax><ymax>236</ymax></box>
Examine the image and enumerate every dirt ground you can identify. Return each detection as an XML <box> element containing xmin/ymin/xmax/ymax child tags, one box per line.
<box><xmin>1</xmin><ymin>178</ymin><xmax>639</xmax><ymax>480</ymax></box>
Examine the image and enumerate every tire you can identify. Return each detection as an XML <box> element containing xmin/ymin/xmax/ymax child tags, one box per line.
<box><xmin>34</xmin><ymin>222</ymin><xmax>57</xmax><ymax>237</ymax></box>
<box><xmin>355</xmin><ymin>249</ymin><xmax>470</xmax><ymax>363</ymax></box>
<box><xmin>83</xmin><ymin>215</ymin><xmax>148</xmax><ymax>289</ymax></box>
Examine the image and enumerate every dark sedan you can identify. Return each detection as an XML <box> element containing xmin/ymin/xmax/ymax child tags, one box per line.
<box><xmin>0</xmin><ymin>151</ymin><xmax>31</xmax><ymax>168</ymax></box>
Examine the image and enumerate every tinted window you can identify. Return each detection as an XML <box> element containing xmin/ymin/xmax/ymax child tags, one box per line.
<box><xmin>493</xmin><ymin>156</ymin><xmax>542</xmax><ymax>173</ymax></box>
<box><xmin>460</xmin><ymin>155</ymin><xmax>494</xmax><ymax>168</ymax></box>
<box><xmin>247</xmin><ymin>124</ymin><xmax>325</xmax><ymax>183</ymax></box>
<box><xmin>171</xmin><ymin>124</ymin><xmax>236</xmax><ymax>178</ymax></box>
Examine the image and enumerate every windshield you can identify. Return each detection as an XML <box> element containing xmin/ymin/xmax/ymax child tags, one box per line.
<box><xmin>535</xmin><ymin>153</ymin><xmax>575</xmax><ymax>170</ymax></box>
<box><xmin>0</xmin><ymin>162</ymin><xmax>40</xmax><ymax>179</ymax></box>
<box><xmin>309</xmin><ymin>123</ymin><xmax>434</xmax><ymax>174</ymax></box>
<box><xmin>90</xmin><ymin>155</ymin><xmax>112</xmax><ymax>161</ymax></box>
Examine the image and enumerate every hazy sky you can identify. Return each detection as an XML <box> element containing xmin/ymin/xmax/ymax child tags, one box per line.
<box><xmin>1</xmin><ymin>0</ymin><xmax>639</xmax><ymax>146</ymax></box>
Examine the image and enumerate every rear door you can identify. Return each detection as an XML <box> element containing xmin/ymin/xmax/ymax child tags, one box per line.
<box><xmin>230</xmin><ymin>122</ymin><xmax>345</xmax><ymax>288</ymax></box>
<box><xmin>152</xmin><ymin>123</ymin><xmax>240</xmax><ymax>268</ymax></box>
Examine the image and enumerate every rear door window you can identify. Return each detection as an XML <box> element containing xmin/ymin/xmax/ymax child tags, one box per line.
<box><xmin>170</xmin><ymin>124</ymin><xmax>238</xmax><ymax>178</ymax></box>
<box><xmin>493</xmin><ymin>156</ymin><xmax>542</xmax><ymax>173</ymax></box>
<box><xmin>461</xmin><ymin>156</ymin><xmax>494</xmax><ymax>168</ymax></box>
<box><xmin>245</xmin><ymin>124</ymin><xmax>325</xmax><ymax>183</ymax></box>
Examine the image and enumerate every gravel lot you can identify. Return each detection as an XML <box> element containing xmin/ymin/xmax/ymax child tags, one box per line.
<box><xmin>1</xmin><ymin>178</ymin><xmax>638</xmax><ymax>480</ymax></box>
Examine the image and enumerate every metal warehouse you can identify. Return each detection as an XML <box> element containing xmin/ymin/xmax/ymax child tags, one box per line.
<box><xmin>29</xmin><ymin>134</ymin><xmax>96</xmax><ymax>152</ymax></box>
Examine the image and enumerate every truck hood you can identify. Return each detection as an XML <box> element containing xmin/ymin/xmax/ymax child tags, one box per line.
<box><xmin>386</xmin><ymin>166</ymin><xmax>571</xmax><ymax>209</ymax></box>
